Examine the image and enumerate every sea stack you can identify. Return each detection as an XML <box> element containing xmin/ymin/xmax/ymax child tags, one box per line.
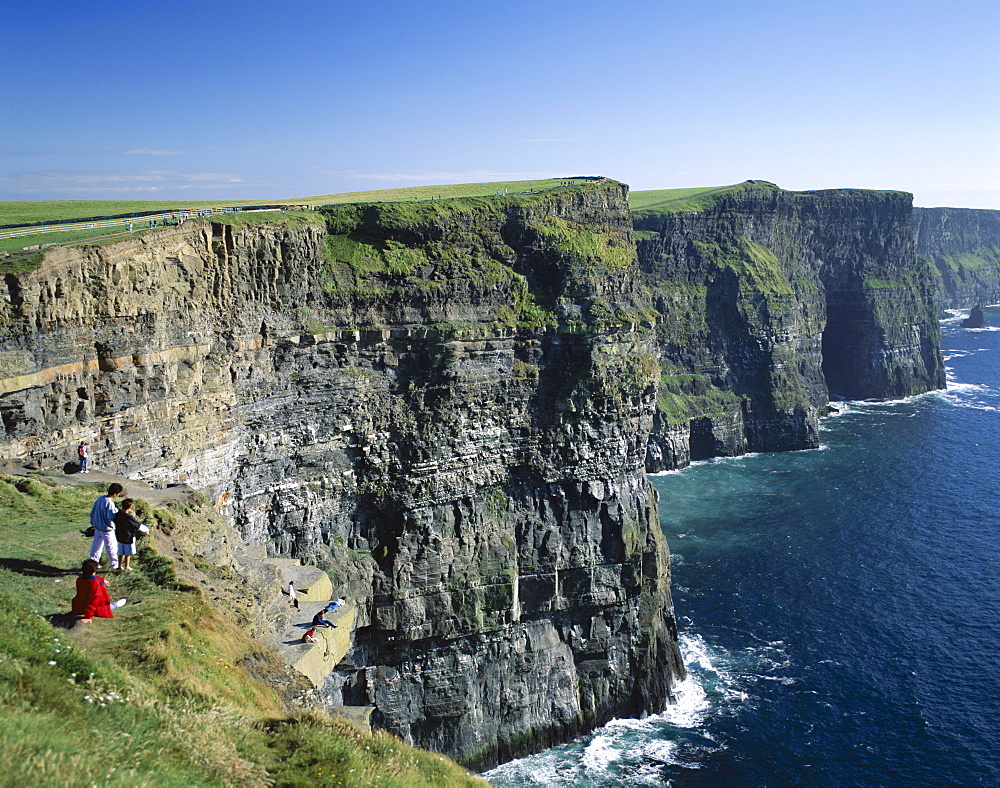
<box><xmin>961</xmin><ymin>305</ymin><xmax>988</xmax><ymax>328</ymax></box>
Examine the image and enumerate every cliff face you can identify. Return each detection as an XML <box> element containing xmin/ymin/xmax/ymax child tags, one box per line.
<box><xmin>912</xmin><ymin>206</ymin><xmax>1000</xmax><ymax>308</ymax></box>
<box><xmin>0</xmin><ymin>178</ymin><xmax>954</xmax><ymax>764</ymax></box>
<box><xmin>0</xmin><ymin>182</ymin><xmax>683</xmax><ymax>769</ymax></box>
<box><xmin>635</xmin><ymin>182</ymin><xmax>945</xmax><ymax>471</ymax></box>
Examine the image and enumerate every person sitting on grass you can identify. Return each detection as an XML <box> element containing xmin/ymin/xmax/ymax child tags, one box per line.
<box><xmin>71</xmin><ymin>559</ymin><xmax>126</xmax><ymax>623</ymax></box>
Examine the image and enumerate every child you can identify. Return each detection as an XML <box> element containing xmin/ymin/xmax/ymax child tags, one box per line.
<box><xmin>71</xmin><ymin>559</ymin><xmax>126</xmax><ymax>622</ymax></box>
<box><xmin>288</xmin><ymin>580</ymin><xmax>299</xmax><ymax>609</ymax></box>
<box><xmin>301</xmin><ymin>627</ymin><xmax>317</xmax><ymax>644</ymax></box>
<box><xmin>113</xmin><ymin>498</ymin><xmax>150</xmax><ymax>571</ymax></box>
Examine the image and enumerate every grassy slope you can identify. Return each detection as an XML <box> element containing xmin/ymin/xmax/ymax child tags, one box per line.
<box><xmin>628</xmin><ymin>183</ymin><xmax>752</xmax><ymax>213</ymax></box>
<box><xmin>0</xmin><ymin>475</ymin><xmax>486</xmax><ymax>788</ymax></box>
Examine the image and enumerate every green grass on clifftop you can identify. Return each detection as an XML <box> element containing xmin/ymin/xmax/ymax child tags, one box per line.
<box><xmin>629</xmin><ymin>182</ymin><xmax>770</xmax><ymax>213</ymax></box>
<box><xmin>0</xmin><ymin>178</ymin><xmax>599</xmax><ymax>227</ymax></box>
<box><xmin>0</xmin><ymin>474</ymin><xmax>486</xmax><ymax>788</ymax></box>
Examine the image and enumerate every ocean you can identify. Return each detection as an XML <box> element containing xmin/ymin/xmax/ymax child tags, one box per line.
<box><xmin>486</xmin><ymin>307</ymin><xmax>1000</xmax><ymax>787</ymax></box>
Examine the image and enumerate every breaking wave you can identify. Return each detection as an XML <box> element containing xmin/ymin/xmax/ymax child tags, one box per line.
<box><xmin>484</xmin><ymin>632</ymin><xmax>790</xmax><ymax>786</ymax></box>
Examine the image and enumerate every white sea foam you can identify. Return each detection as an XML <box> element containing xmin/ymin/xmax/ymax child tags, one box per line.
<box><xmin>580</xmin><ymin>732</ymin><xmax>621</xmax><ymax>773</ymax></box>
<box><xmin>486</xmin><ymin>630</ymin><xmax>795</xmax><ymax>786</ymax></box>
<box><xmin>648</xmin><ymin>467</ymin><xmax>685</xmax><ymax>476</ymax></box>
<box><xmin>931</xmin><ymin>378</ymin><xmax>999</xmax><ymax>411</ymax></box>
<box><xmin>936</xmin><ymin>390</ymin><xmax>999</xmax><ymax>412</ymax></box>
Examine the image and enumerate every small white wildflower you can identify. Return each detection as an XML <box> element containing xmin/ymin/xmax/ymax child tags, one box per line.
<box><xmin>100</xmin><ymin>703</ymin><xmax>106</xmax><ymax>707</ymax></box>
<box><xmin>48</xmin><ymin>661</ymin><xmax>56</xmax><ymax>666</ymax></box>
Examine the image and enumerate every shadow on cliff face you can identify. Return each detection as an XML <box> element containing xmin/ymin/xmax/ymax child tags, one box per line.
<box><xmin>0</xmin><ymin>557</ymin><xmax>74</xmax><ymax>577</ymax></box>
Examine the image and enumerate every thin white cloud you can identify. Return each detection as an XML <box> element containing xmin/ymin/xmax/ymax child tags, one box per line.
<box><xmin>124</xmin><ymin>148</ymin><xmax>184</xmax><ymax>156</ymax></box>
<box><xmin>0</xmin><ymin>170</ymin><xmax>248</xmax><ymax>196</ymax></box>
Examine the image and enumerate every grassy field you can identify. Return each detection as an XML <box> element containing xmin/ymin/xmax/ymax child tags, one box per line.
<box><xmin>0</xmin><ymin>475</ymin><xmax>486</xmax><ymax>787</ymax></box>
<box><xmin>0</xmin><ymin>210</ymin><xmax>323</xmax><ymax>256</ymax></box>
<box><xmin>0</xmin><ymin>178</ymin><xmax>597</xmax><ymax>228</ymax></box>
<box><xmin>628</xmin><ymin>182</ymin><xmax>759</xmax><ymax>213</ymax></box>
<box><xmin>0</xmin><ymin>178</ymin><xmax>597</xmax><ymax>254</ymax></box>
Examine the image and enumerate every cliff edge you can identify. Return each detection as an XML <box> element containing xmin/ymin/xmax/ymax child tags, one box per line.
<box><xmin>0</xmin><ymin>181</ymin><xmax>683</xmax><ymax>769</ymax></box>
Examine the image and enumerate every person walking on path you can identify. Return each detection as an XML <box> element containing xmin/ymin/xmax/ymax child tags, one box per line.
<box><xmin>113</xmin><ymin>498</ymin><xmax>149</xmax><ymax>571</ymax></box>
<box><xmin>78</xmin><ymin>441</ymin><xmax>90</xmax><ymax>473</ymax></box>
<box><xmin>71</xmin><ymin>559</ymin><xmax>126</xmax><ymax>622</ymax></box>
<box><xmin>90</xmin><ymin>483</ymin><xmax>125</xmax><ymax>569</ymax></box>
<box><xmin>288</xmin><ymin>580</ymin><xmax>299</xmax><ymax>610</ymax></box>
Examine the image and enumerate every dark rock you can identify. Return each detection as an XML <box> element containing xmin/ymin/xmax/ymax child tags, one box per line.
<box><xmin>961</xmin><ymin>305</ymin><xmax>988</xmax><ymax>328</ymax></box>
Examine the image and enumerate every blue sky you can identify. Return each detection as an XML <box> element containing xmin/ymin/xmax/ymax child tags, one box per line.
<box><xmin>3</xmin><ymin>0</ymin><xmax>998</xmax><ymax>207</ymax></box>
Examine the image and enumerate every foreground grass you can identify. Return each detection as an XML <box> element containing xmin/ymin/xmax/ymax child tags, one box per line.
<box><xmin>0</xmin><ymin>475</ymin><xmax>486</xmax><ymax>787</ymax></box>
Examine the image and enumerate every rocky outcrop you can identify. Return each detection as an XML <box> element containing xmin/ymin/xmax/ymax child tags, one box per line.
<box><xmin>961</xmin><ymin>305</ymin><xmax>988</xmax><ymax>328</ymax></box>
<box><xmin>635</xmin><ymin>182</ymin><xmax>945</xmax><ymax>471</ymax></box>
<box><xmin>0</xmin><ymin>183</ymin><xmax>682</xmax><ymax>769</ymax></box>
<box><xmin>912</xmin><ymin>206</ymin><xmax>1000</xmax><ymax>308</ymax></box>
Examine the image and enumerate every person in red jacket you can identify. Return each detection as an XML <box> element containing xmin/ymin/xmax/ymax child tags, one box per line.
<box><xmin>71</xmin><ymin>559</ymin><xmax>126</xmax><ymax>622</ymax></box>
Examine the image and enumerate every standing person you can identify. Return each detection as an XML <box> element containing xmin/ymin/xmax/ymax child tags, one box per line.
<box><xmin>71</xmin><ymin>559</ymin><xmax>126</xmax><ymax>622</ymax></box>
<box><xmin>288</xmin><ymin>580</ymin><xmax>299</xmax><ymax>610</ymax></box>
<box><xmin>78</xmin><ymin>441</ymin><xmax>90</xmax><ymax>473</ymax></box>
<box><xmin>90</xmin><ymin>483</ymin><xmax>125</xmax><ymax>569</ymax></box>
<box><xmin>113</xmin><ymin>498</ymin><xmax>149</xmax><ymax>571</ymax></box>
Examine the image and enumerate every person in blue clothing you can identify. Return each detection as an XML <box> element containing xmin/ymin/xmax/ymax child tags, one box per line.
<box><xmin>312</xmin><ymin>609</ymin><xmax>337</xmax><ymax>629</ymax></box>
<box><xmin>325</xmin><ymin>596</ymin><xmax>347</xmax><ymax>612</ymax></box>
<box><xmin>90</xmin><ymin>483</ymin><xmax>125</xmax><ymax>569</ymax></box>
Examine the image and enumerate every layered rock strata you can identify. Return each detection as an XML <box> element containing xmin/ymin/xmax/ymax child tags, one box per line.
<box><xmin>0</xmin><ymin>183</ymin><xmax>683</xmax><ymax>768</ymax></box>
<box><xmin>634</xmin><ymin>182</ymin><xmax>945</xmax><ymax>471</ymax></box>
<box><xmin>912</xmin><ymin>206</ymin><xmax>1000</xmax><ymax>309</ymax></box>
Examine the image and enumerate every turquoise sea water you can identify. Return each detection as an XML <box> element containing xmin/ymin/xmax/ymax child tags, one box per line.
<box><xmin>487</xmin><ymin>307</ymin><xmax>1000</xmax><ymax>786</ymax></box>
